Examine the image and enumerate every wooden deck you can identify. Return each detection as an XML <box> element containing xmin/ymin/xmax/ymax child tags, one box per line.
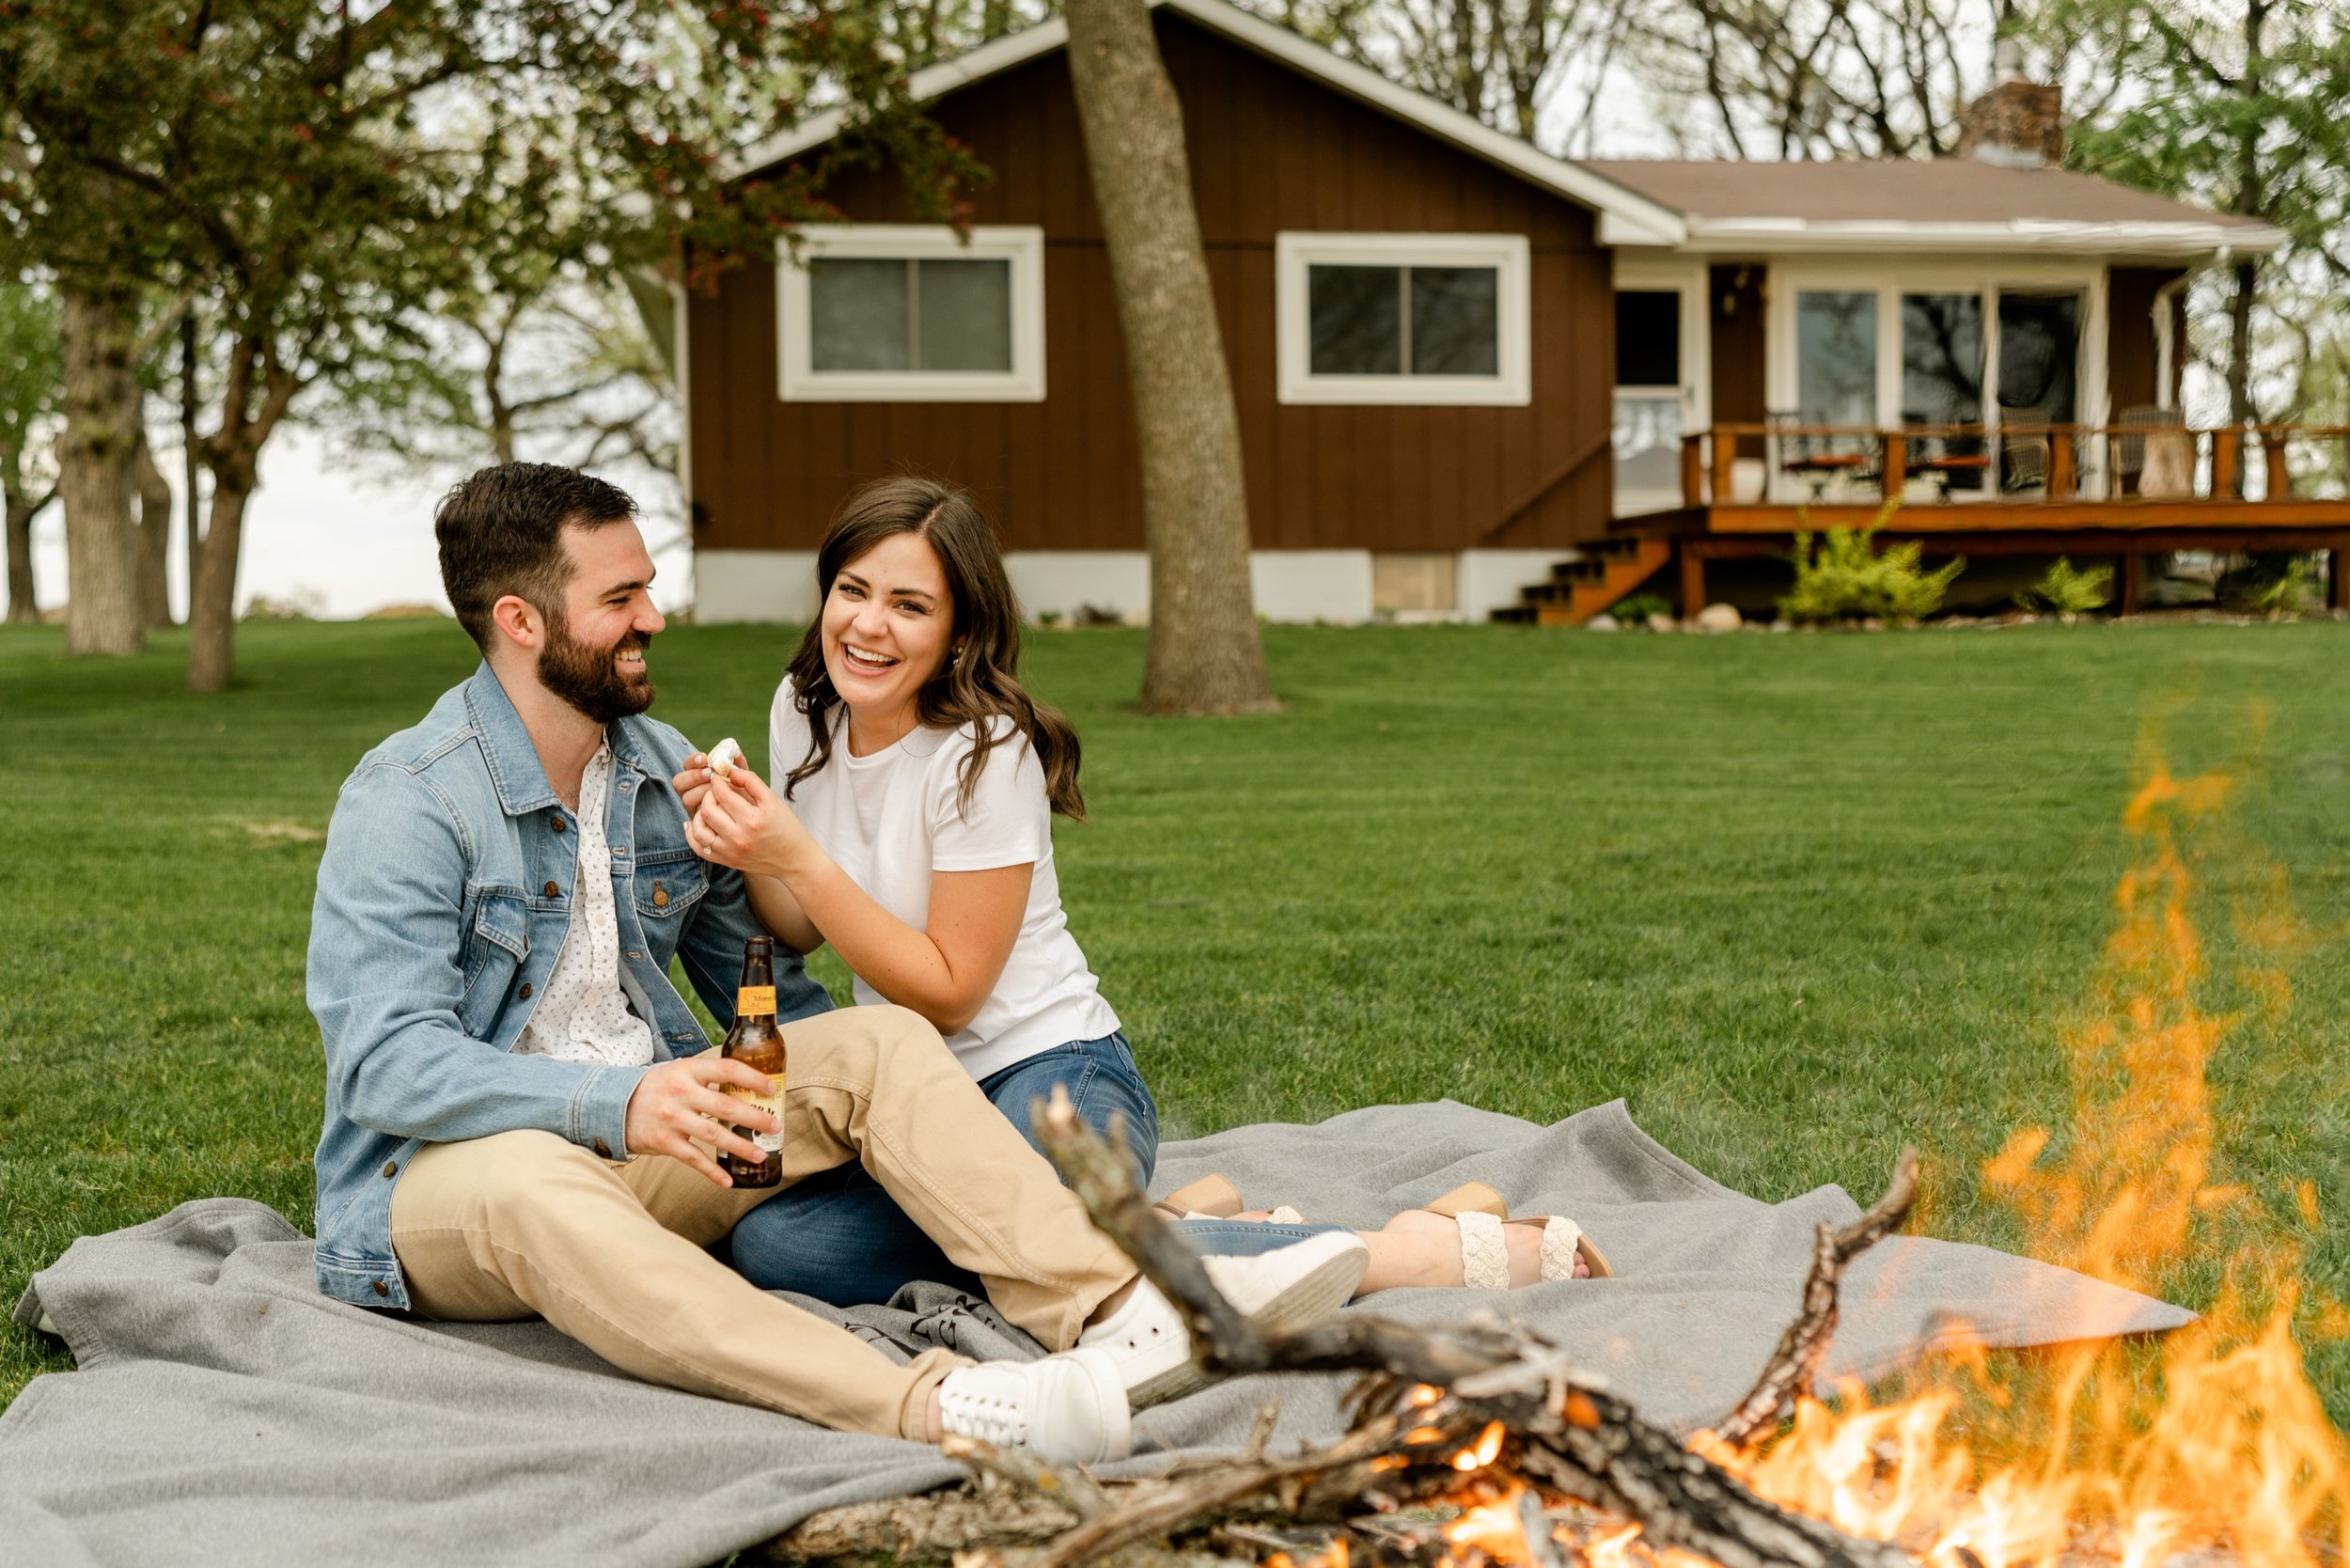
<box><xmin>1590</xmin><ymin>421</ymin><xmax>2350</xmax><ymax>618</ymax></box>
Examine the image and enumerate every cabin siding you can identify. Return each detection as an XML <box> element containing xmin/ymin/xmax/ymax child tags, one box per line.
<box><xmin>688</xmin><ymin>11</ymin><xmax>1615</xmax><ymax>558</ymax></box>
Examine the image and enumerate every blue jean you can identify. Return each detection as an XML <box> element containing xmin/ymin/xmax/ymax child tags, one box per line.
<box><xmin>729</xmin><ymin>1031</ymin><xmax>1161</xmax><ymax>1306</ymax></box>
<box><xmin>1172</xmin><ymin>1216</ymin><xmax>1352</xmax><ymax>1257</ymax></box>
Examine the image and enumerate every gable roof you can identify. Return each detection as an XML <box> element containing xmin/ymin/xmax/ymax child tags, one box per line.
<box><xmin>724</xmin><ymin>0</ymin><xmax>1687</xmax><ymax>245</ymax></box>
<box><xmin>1579</xmin><ymin>158</ymin><xmax>2286</xmax><ymax>256</ymax></box>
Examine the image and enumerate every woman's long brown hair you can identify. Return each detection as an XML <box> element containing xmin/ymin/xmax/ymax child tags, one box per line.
<box><xmin>783</xmin><ymin>477</ymin><xmax>1086</xmax><ymax>821</ymax></box>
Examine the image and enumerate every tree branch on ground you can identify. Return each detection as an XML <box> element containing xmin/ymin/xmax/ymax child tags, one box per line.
<box><xmin>1711</xmin><ymin>1147</ymin><xmax>1919</xmax><ymax>1450</ymax></box>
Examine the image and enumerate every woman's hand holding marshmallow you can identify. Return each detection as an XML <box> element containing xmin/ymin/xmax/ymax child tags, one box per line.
<box><xmin>691</xmin><ymin>763</ymin><xmax>817</xmax><ymax>880</ymax></box>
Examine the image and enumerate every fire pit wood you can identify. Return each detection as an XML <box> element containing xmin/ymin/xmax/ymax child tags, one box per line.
<box><xmin>1029</xmin><ymin>1092</ymin><xmax>1921</xmax><ymax>1568</ymax></box>
<box><xmin>1712</xmin><ymin>1149</ymin><xmax>1919</xmax><ymax>1450</ymax></box>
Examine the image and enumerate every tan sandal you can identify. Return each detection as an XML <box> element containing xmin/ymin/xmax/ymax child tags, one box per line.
<box><xmin>1153</xmin><ymin>1173</ymin><xmax>1245</xmax><ymax>1220</ymax></box>
<box><xmin>1422</xmin><ymin>1181</ymin><xmax>1613</xmax><ymax>1282</ymax></box>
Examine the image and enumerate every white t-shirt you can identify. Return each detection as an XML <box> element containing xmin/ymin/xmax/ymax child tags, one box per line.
<box><xmin>513</xmin><ymin>743</ymin><xmax>658</xmax><ymax>1070</ymax></box>
<box><xmin>768</xmin><ymin>680</ymin><xmax>1120</xmax><ymax>1080</ymax></box>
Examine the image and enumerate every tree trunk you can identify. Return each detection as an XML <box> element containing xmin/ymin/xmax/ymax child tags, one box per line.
<box><xmin>2224</xmin><ymin>0</ymin><xmax>2266</xmax><ymax>460</ymax></box>
<box><xmin>5</xmin><ymin>495</ymin><xmax>39</xmax><ymax>624</ymax></box>
<box><xmin>133</xmin><ymin>427</ymin><xmax>174</xmax><ymax>628</ymax></box>
<box><xmin>181</xmin><ymin>313</ymin><xmax>202</xmax><ymax>614</ymax></box>
<box><xmin>1062</xmin><ymin>0</ymin><xmax>1277</xmax><ymax>715</ymax></box>
<box><xmin>186</xmin><ymin>458</ymin><xmax>252</xmax><ymax>692</ymax></box>
<box><xmin>56</xmin><ymin>286</ymin><xmax>146</xmax><ymax>655</ymax></box>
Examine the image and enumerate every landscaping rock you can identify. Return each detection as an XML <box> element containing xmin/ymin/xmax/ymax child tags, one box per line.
<box><xmin>1586</xmin><ymin>613</ymin><xmax>1621</xmax><ymax>631</ymax></box>
<box><xmin>1695</xmin><ymin>603</ymin><xmax>1742</xmax><ymax>633</ymax></box>
<box><xmin>1769</xmin><ymin>619</ymin><xmax>1792</xmax><ymax>634</ymax></box>
<box><xmin>1647</xmin><ymin>613</ymin><xmax>1678</xmax><ymax>633</ymax></box>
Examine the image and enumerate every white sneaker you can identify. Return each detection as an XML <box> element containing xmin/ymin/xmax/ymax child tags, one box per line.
<box><xmin>1078</xmin><ymin>1231</ymin><xmax>1370</xmax><ymax>1408</ymax></box>
<box><xmin>934</xmin><ymin>1348</ymin><xmax>1131</xmax><ymax>1465</ymax></box>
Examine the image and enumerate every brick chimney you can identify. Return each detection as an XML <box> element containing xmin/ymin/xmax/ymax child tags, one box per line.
<box><xmin>1957</xmin><ymin>40</ymin><xmax>2063</xmax><ymax>167</ymax></box>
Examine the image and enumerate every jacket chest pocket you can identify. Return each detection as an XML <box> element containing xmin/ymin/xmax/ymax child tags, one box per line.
<box><xmin>633</xmin><ymin>858</ymin><xmax>708</xmax><ymax>928</ymax></box>
<box><xmin>458</xmin><ymin>890</ymin><xmax>529</xmax><ymax>1033</ymax></box>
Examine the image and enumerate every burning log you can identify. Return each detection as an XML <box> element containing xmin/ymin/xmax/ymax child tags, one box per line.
<box><xmin>1711</xmin><ymin>1148</ymin><xmax>1919</xmax><ymax>1450</ymax></box>
<box><xmin>766</xmin><ymin>1101</ymin><xmax>1926</xmax><ymax>1567</ymax></box>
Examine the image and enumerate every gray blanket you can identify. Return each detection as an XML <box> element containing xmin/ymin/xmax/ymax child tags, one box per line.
<box><xmin>1</xmin><ymin>1100</ymin><xmax>2188</xmax><ymax>1568</ymax></box>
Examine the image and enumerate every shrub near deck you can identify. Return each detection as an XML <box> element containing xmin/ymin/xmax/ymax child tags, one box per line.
<box><xmin>1</xmin><ymin>619</ymin><xmax>2344</xmax><ymax>1422</ymax></box>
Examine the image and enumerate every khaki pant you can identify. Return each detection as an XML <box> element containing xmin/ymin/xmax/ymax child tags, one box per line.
<box><xmin>388</xmin><ymin>1004</ymin><xmax>1136</xmax><ymax>1438</ymax></box>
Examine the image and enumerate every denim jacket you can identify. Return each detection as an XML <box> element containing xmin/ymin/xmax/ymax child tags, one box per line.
<box><xmin>306</xmin><ymin>664</ymin><xmax>832</xmax><ymax>1309</ymax></box>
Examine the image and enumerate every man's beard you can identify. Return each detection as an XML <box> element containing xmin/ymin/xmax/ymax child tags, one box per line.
<box><xmin>537</xmin><ymin>611</ymin><xmax>655</xmax><ymax>724</ymax></box>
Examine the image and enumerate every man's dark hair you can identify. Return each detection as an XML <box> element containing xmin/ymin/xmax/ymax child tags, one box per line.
<box><xmin>436</xmin><ymin>463</ymin><xmax>638</xmax><ymax>651</ymax></box>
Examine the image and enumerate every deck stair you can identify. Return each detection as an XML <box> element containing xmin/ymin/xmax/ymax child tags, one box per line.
<box><xmin>1490</xmin><ymin>538</ymin><xmax>1673</xmax><ymax>625</ymax></box>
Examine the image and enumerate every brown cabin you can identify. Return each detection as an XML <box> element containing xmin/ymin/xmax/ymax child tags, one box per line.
<box><xmin>683</xmin><ymin>0</ymin><xmax>2333</xmax><ymax>624</ymax></box>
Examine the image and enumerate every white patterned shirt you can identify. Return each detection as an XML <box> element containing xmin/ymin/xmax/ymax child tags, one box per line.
<box><xmin>513</xmin><ymin>743</ymin><xmax>657</xmax><ymax>1069</ymax></box>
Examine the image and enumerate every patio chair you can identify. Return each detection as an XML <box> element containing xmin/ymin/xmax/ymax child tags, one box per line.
<box><xmin>1998</xmin><ymin>404</ymin><xmax>2049</xmax><ymax>494</ymax></box>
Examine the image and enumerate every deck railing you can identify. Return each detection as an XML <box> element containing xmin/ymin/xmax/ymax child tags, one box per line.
<box><xmin>1677</xmin><ymin>422</ymin><xmax>2350</xmax><ymax>510</ymax></box>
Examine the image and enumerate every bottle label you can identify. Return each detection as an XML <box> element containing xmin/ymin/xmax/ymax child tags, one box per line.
<box><xmin>737</xmin><ymin>985</ymin><xmax>776</xmax><ymax>1016</ymax></box>
<box><xmin>726</xmin><ymin>1072</ymin><xmax>786</xmax><ymax>1153</ymax></box>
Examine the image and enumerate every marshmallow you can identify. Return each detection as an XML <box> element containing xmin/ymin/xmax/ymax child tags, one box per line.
<box><xmin>708</xmin><ymin>737</ymin><xmax>744</xmax><ymax>780</ymax></box>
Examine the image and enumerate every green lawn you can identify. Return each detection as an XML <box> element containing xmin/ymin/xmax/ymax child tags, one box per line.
<box><xmin>2</xmin><ymin>617</ymin><xmax>2345</xmax><ymax>1427</ymax></box>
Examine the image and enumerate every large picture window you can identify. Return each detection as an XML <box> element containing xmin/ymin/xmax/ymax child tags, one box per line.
<box><xmin>778</xmin><ymin>226</ymin><xmax>1045</xmax><ymax>402</ymax></box>
<box><xmin>1794</xmin><ymin>290</ymin><xmax>1877</xmax><ymax>428</ymax></box>
<box><xmin>1277</xmin><ymin>233</ymin><xmax>1531</xmax><ymax>405</ymax></box>
<box><xmin>1770</xmin><ymin>267</ymin><xmax>2102</xmax><ymax>498</ymax></box>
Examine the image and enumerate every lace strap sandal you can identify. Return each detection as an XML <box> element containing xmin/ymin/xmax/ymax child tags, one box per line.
<box><xmin>1422</xmin><ymin>1181</ymin><xmax>1613</xmax><ymax>1281</ymax></box>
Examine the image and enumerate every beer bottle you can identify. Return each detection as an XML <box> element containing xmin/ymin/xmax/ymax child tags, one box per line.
<box><xmin>720</xmin><ymin>936</ymin><xmax>787</xmax><ymax>1187</ymax></box>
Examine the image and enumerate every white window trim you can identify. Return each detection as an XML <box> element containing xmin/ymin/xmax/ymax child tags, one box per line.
<box><xmin>1610</xmin><ymin>258</ymin><xmax>1708</xmax><ymax>514</ymax></box>
<box><xmin>1610</xmin><ymin>254</ymin><xmax>1709</xmax><ymax>426</ymax></box>
<box><xmin>1276</xmin><ymin>231</ymin><xmax>1531</xmax><ymax>406</ymax></box>
<box><xmin>777</xmin><ymin>224</ymin><xmax>1046</xmax><ymax>403</ymax></box>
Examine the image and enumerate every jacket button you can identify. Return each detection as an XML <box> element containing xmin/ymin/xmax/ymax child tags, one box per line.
<box><xmin>551</xmin><ymin>816</ymin><xmax>566</xmax><ymax>833</ymax></box>
<box><xmin>519</xmin><ymin>982</ymin><xmax>534</xmax><ymax>999</ymax></box>
<box><xmin>652</xmin><ymin>885</ymin><xmax>668</xmax><ymax>908</ymax></box>
<box><xmin>593</xmin><ymin>1139</ymin><xmax>612</xmax><ymax>1158</ymax></box>
<box><xmin>381</xmin><ymin>1160</ymin><xmax>399</xmax><ymax>1178</ymax></box>
<box><xmin>372</xmin><ymin>1280</ymin><xmax>390</xmax><ymax>1298</ymax></box>
<box><xmin>543</xmin><ymin>880</ymin><xmax>560</xmax><ymax>898</ymax></box>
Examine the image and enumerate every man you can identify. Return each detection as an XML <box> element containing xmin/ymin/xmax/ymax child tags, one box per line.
<box><xmin>307</xmin><ymin>463</ymin><xmax>1366</xmax><ymax>1461</ymax></box>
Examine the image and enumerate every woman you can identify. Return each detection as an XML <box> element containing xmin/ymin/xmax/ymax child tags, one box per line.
<box><xmin>681</xmin><ymin>478</ymin><xmax>1605</xmax><ymax>1304</ymax></box>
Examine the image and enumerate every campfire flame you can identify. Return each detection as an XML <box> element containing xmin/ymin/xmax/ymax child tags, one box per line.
<box><xmin>1699</xmin><ymin>754</ymin><xmax>2349</xmax><ymax>1568</ymax></box>
<box><xmin>1423</xmin><ymin>753</ymin><xmax>2346</xmax><ymax>1568</ymax></box>
<box><xmin>1444</xmin><ymin>1490</ymin><xmax>1534</xmax><ymax>1558</ymax></box>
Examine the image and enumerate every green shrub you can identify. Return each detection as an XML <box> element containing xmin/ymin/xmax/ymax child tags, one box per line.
<box><xmin>2014</xmin><ymin>557</ymin><xmax>2113</xmax><ymax>617</ymax></box>
<box><xmin>1778</xmin><ymin>506</ymin><xmax>1964</xmax><ymax>624</ymax></box>
<box><xmin>2217</xmin><ymin>551</ymin><xmax>2322</xmax><ymax>616</ymax></box>
<box><xmin>1612</xmin><ymin>592</ymin><xmax>1673</xmax><ymax>624</ymax></box>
